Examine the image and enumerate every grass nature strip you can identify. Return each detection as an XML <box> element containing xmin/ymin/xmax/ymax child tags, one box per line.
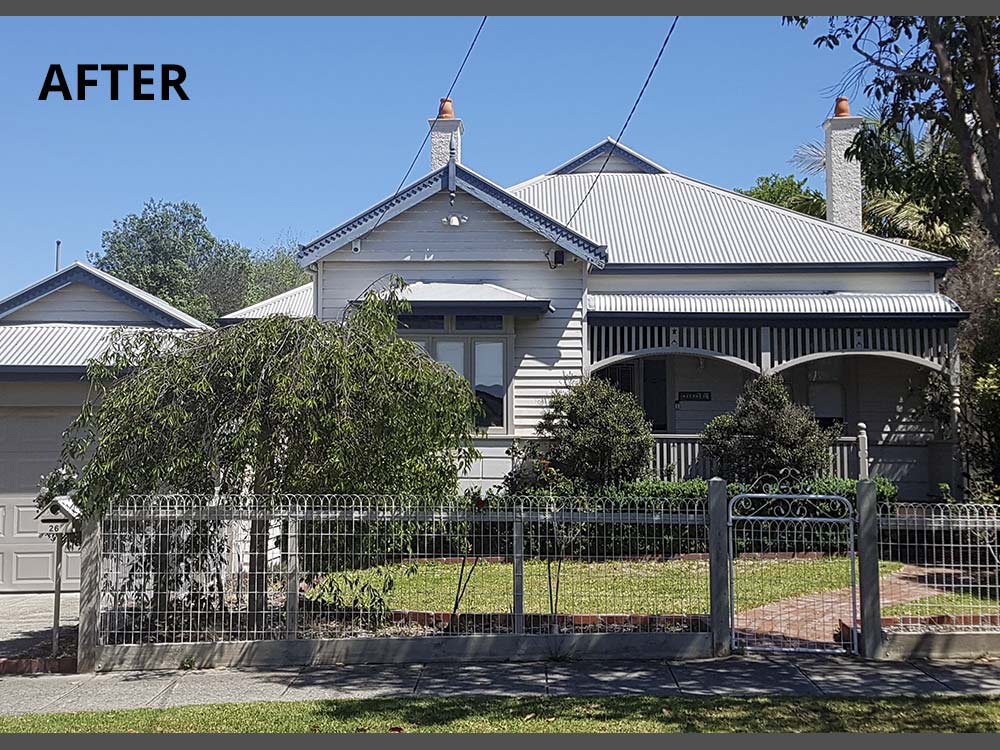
<box><xmin>2</xmin><ymin>695</ymin><xmax>999</xmax><ymax>733</ymax></box>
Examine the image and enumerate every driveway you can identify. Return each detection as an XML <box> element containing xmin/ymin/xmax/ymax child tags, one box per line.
<box><xmin>0</xmin><ymin>593</ymin><xmax>79</xmax><ymax>657</ymax></box>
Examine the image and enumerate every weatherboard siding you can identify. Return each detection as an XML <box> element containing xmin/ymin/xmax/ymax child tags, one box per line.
<box><xmin>3</xmin><ymin>282</ymin><xmax>154</xmax><ymax>324</ymax></box>
<box><xmin>317</xmin><ymin>192</ymin><xmax>586</xmax><ymax>437</ymax></box>
<box><xmin>329</xmin><ymin>192</ymin><xmax>557</xmax><ymax>264</ymax></box>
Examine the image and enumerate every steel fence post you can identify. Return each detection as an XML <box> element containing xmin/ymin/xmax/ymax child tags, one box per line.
<box><xmin>857</xmin><ymin>478</ymin><xmax>883</xmax><ymax>659</ymax></box>
<box><xmin>708</xmin><ymin>477</ymin><xmax>731</xmax><ymax>656</ymax></box>
<box><xmin>77</xmin><ymin>516</ymin><xmax>100</xmax><ymax>672</ymax></box>
<box><xmin>513</xmin><ymin>502</ymin><xmax>524</xmax><ymax>635</ymax></box>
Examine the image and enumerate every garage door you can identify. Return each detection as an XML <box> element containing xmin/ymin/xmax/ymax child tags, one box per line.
<box><xmin>0</xmin><ymin>382</ymin><xmax>87</xmax><ymax>593</ymax></box>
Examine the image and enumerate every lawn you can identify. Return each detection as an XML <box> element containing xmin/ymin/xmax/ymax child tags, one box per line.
<box><xmin>883</xmin><ymin>591</ymin><xmax>1000</xmax><ymax>618</ymax></box>
<box><xmin>347</xmin><ymin>558</ymin><xmax>904</xmax><ymax>615</ymax></box>
<box><xmin>2</xmin><ymin>696</ymin><xmax>999</xmax><ymax>733</ymax></box>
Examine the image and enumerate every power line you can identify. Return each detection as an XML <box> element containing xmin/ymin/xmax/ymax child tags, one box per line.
<box><xmin>365</xmin><ymin>16</ymin><xmax>488</xmax><ymax>238</ymax></box>
<box><xmin>564</xmin><ymin>16</ymin><xmax>680</xmax><ymax>230</ymax></box>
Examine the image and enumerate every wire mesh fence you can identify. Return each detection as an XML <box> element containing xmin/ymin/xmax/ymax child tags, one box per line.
<box><xmin>878</xmin><ymin>503</ymin><xmax>1000</xmax><ymax>633</ymax></box>
<box><xmin>97</xmin><ymin>494</ymin><xmax>710</xmax><ymax>645</ymax></box>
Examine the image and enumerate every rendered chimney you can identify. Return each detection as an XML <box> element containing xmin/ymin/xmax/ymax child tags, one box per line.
<box><xmin>823</xmin><ymin>96</ymin><xmax>864</xmax><ymax>232</ymax></box>
<box><xmin>430</xmin><ymin>97</ymin><xmax>463</xmax><ymax>171</ymax></box>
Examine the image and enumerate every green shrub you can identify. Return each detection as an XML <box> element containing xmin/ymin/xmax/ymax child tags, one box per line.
<box><xmin>304</xmin><ymin>563</ymin><xmax>417</xmax><ymax>625</ymax></box>
<box><xmin>702</xmin><ymin>375</ymin><xmax>840</xmax><ymax>482</ymax></box>
<box><xmin>513</xmin><ymin>377</ymin><xmax>654</xmax><ymax>493</ymax></box>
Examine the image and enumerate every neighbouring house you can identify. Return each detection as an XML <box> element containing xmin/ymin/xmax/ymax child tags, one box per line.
<box><xmin>0</xmin><ymin>261</ymin><xmax>209</xmax><ymax>592</ymax></box>
<box><xmin>226</xmin><ymin>97</ymin><xmax>966</xmax><ymax>500</ymax></box>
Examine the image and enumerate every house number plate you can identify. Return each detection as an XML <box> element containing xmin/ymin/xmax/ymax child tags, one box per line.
<box><xmin>677</xmin><ymin>391</ymin><xmax>711</xmax><ymax>402</ymax></box>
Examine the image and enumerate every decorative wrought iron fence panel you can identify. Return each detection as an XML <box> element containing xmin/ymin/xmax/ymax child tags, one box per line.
<box><xmin>877</xmin><ymin>503</ymin><xmax>1000</xmax><ymax>633</ymax></box>
<box><xmin>96</xmin><ymin>495</ymin><xmax>710</xmax><ymax>646</ymax></box>
<box><xmin>728</xmin><ymin>493</ymin><xmax>858</xmax><ymax>654</ymax></box>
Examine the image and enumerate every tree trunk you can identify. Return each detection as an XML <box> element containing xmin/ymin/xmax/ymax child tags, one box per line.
<box><xmin>248</xmin><ymin>516</ymin><xmax>268</xmax><ymax>637</ymax></box>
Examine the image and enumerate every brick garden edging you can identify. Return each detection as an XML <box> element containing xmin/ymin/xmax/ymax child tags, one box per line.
<box><xmin>386</xmin><ymin>609</ymin><xmax>711</xmax><ymax>631</ymax></box>
<box><xmin>0</xmin><ymin>656</ymin><xmax>77</xmax><ymax>675</ymax></box>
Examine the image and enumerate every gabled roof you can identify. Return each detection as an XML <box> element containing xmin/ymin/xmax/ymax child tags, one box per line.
<box><xmin>0</xmin><ymin>262</ymin><xmax>210</xmax><ymax>330</ymax></box>
<box><xmin>544</xmin><ymin>137</ymin><xmax>670</xmax><ymax>177</ymax></box>
<box><xmin>295</xmin><ymin>164</ymin><xmax>608</xmax><ymax>268</ymax></box>
<box><xmin>510</xmin><ymin>163</ymin><xmax>956</xmax><ymax>269</ymax></box>
<box><xmin>218</xmin><ymin>283</ymin><xmax>314</xmax><ymax>324</ymax></box>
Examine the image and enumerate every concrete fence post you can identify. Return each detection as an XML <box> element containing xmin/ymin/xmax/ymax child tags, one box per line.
<box><xmin>857</xmin><ymin>478</ymin><xmax>883</xmax><ymax>659</ymax></box>
<box><xmin>77</xmin><ymin>516</ymin><xmax>100</xmax><ymax>673</ymax></box>
<box><xmin>857</xmin><ymin>422</ymin><xmax>870</xmax><ymax>480</ymax></box>
<box><xmin>708</xmin><ymin>477</ymin><xmax>731</xmax><ymax>656</ymax></box>
<box><xmin>285</xmin><ymin>516</ymin><xmax>300</xmax><ymax>640</ymax></box>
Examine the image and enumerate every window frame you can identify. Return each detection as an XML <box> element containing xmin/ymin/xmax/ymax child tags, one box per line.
<box><xmin>403</xmin><ymin>315</ymin><xmax>514</xmax><ymax>435</ymax></box>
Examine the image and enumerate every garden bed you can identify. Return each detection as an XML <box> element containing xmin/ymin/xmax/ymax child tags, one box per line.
<box><xmin>98</xmin><ymin>557</ymin><xmax>874</xmax><ymax>643</ymax></box>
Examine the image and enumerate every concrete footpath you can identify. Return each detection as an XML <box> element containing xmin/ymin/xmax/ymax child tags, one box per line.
<box><xmin>2</xmin><ymin>655</ymin><xmax>1000</xmax><ymax>716</ymax></box>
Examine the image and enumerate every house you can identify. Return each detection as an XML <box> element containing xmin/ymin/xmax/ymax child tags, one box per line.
<box><xmin>231</xmin><ymin>97</ymin><xmax>966</xmax><ymax>500</ymax></box>
<box><xmin>0</xmin><ymin>261</ymin><xmax>209</xmax><ymax>592</ymax></box>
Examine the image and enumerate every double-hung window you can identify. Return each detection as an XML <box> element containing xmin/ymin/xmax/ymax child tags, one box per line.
<box><xmin>398</xmin><ymin>314</ymin><xmax>512</xmax><ymax>433</ymax></box>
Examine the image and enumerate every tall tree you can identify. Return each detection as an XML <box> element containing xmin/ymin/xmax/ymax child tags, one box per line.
<box><xmin>736</xmin><ymin>173</ymin><xmax>826</xmax><ymax>217</ymax></box>
<box><xmin>91</xmin><ymin>199</ymin><xmax>219</xmax><ymax>321</ymax></box>
<box><xmin>90</xmin><ymin>200</ymin><xmax>308</xmax><ymax>323</ymax></box>
<box><xmin>786</xmin><ymin>17</ymin><xmax>1000</xmax><ymax>249</ymax></box>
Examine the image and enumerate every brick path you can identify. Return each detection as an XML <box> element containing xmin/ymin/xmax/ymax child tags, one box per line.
<box><xmin>734</xmin><ymin>565</ymin><xmax>944</xmax><ymax>651</ymax></box>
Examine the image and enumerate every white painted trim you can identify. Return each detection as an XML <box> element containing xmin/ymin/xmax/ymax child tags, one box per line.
<box><xmin>769</xmin><ymin>350</ymin><xmax>946</xmax><ymax>375</ymax></box>
<box><xmin>591</xmin><ymin>347</ymin><xmax>761</xmax><ymax>374</ymax></box>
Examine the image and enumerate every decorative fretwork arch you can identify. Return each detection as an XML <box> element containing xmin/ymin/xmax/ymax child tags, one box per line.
<box><xmin>588</xmin><ymin>323</ymin><xmax>760</xmax><ymax>372</ymax></box>
<box><xmin>587</xmin><ymin>321</ymin><xmax>957</xmax><ymax>376</ymax></box>
<box><xmin>769</xmin><ymin>325</ymin><xmax>952</xmax><ymax>371</ymax></box>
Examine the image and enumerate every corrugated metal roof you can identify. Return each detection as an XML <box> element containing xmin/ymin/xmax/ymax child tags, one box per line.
<box><xmin>587</xmin><ymin>292</ymin><xmax>963</xmax><ymax>316</ymax></box>
<box><xmin>0</xmin><ymin>324</ymin><xmax>165</xmax><ymax>368</ymax></box>
<box><xmin>397</xmin><ymin>281</ymin><xmax>544</xmax><ymax>305</ymax></box>
<box><xmin>220</xmin><ymin>283</ymin><xmax>314</xmax><ymax>321</ymax></box>
<box><xmin>511</xmin><ymin>172</ymin><xmax>953</xmax><ymax>267</ymax></box>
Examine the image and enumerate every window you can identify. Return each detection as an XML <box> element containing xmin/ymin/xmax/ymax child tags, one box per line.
<box><xmin>397</xmin><ymin>314</ymin><xmax>445</xmax><ymax>331</ymax></box>
<box><xmin>474</xmin><ymin>341</ymin><xmax>505</xmax><ymax>428</ymax></box>
<box><xmin>456</xmin><ymin>315</ymin><xmax>503</xmax><ymax>331</ymax></box>
<box><xmin>598</xmin><ymin>364</ymin><xmax>635</xmax><ymax>395</ymax></box>
<box><xmin>808</xmin><ymin>382</ymin><xmax>845</xmax><ymax>430</ymax></box>
<box><xmin>402</xmin><ymin>315</ymin><xmax>511</xmax><ymax>432</ymax></box>
<box><xmin>435</xmin><ymin>341</ymin><xmax>466</xmax><ymax>378</ymax></box>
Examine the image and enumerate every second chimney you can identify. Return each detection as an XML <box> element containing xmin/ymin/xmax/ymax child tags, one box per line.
<box><xmin>429</xmin><ymin>98</ymin><xmax>463</xmax><ymax>171</ymax></box>
<box><xmin>823</xmin><ymin>96</ymin><xmax>863</xmax><ymax>232</ymax></box>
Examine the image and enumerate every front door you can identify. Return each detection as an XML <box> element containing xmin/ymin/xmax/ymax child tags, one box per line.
<box><xmin>641</xmin><ymin>358</ymin><xmax>670</xmax><ymax>432</ymax></box>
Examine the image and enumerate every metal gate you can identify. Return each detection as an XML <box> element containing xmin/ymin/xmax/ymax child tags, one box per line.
<box><xmin>728</xmin><ymin>493</ymin><xmax>858</xmax><ymax>654</ymax></box>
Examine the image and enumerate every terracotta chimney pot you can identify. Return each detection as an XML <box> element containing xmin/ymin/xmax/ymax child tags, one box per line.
<box><xmin>834</xmin><ymin>96</ymin><xmax>851</xmax><ymax>117</ymax></box>
<box><xmin>437</xmin><ymin>98</ymin><xmax>455</xmax><ymax>119</ymax></box>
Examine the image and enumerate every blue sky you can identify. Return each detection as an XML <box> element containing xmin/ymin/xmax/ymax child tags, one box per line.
<box><xmin>0</xmin><ymin>16</ymin><xmax>869</xmax><ymax>299</ymax></box>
